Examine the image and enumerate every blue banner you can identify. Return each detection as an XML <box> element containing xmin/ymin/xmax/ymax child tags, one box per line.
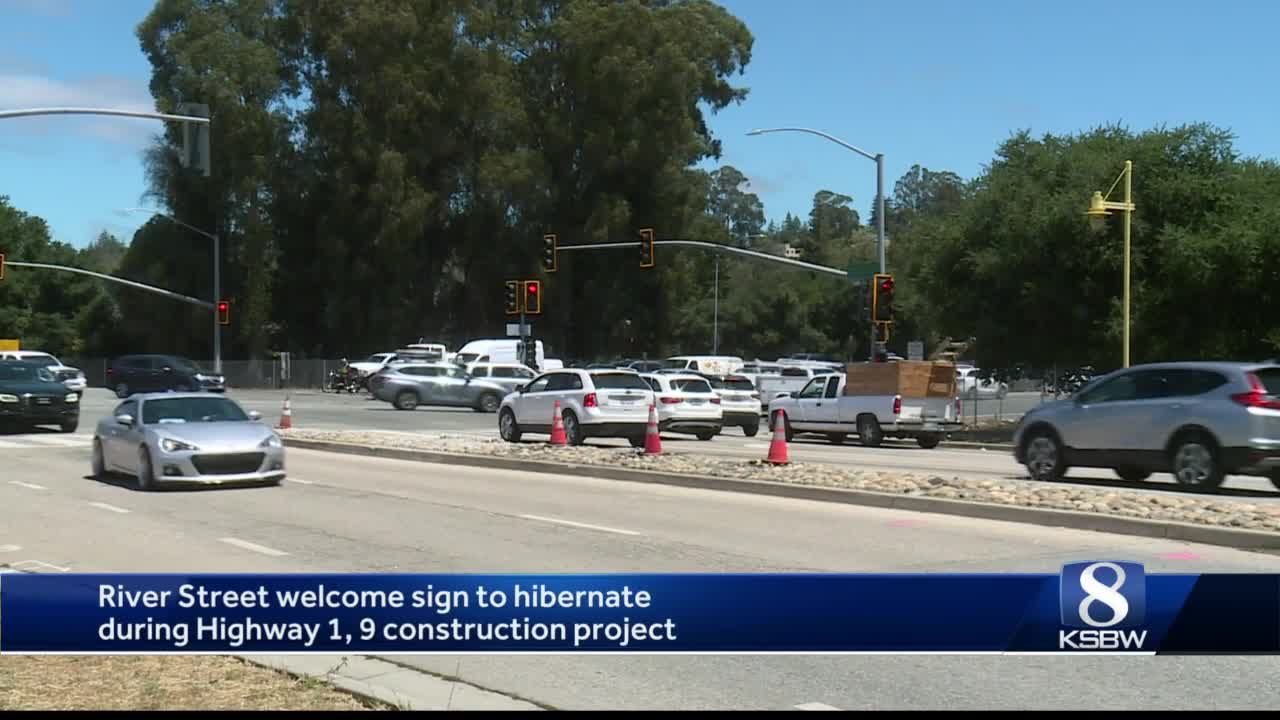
<box><xmin>1</xmin><ymin>565</ymin><xmax>1277</xmax><ymax>653</ymax></box>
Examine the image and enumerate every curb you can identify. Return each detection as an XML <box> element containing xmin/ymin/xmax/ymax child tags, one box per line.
<box><xmin>283</xmin><ymin>437</ymin><xmax>1280</xmax><ymax>552</ymax></box>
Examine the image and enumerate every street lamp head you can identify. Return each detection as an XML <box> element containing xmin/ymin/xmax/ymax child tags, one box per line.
<box><xmin>745</xmin><ymin>129</ymin><xmax>764</xmax><ymax>136</ymax></box>
<box><xmin>1085</xmin><ymin>191</ymin><xmax>1111</xmax><ymax>232</ymax></box>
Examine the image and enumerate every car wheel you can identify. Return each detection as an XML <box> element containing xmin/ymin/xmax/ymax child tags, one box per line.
<box><xmin>477</xmin><ymin>392</ymin><xmax>501</xmax><ymax>414</ymax></box>
<box><xmin>136</xmin><ymin>446</ymin><xmax>156</xmax><ymax>491</ymax></box>
<box><xmin>499</xmin><ymin>408</ymin><xmax>522</xmax><ymax>443</ymax></box>
<box><xmin>742</xmin><ymin>420</ymin><xmax>759</xmax><ymax>437</ymax></box>
<box><xmin>856</xmin><ymin>415</ymin><xmax>883</xmax><ymax>448</ymax></box>
<box><xmin>916</xmin><ymin>433</ymin><xmax>942</xmax><ymax>449</ymax></box>
<box><xmin>394</xmin><ymin>390</ymin><xmax>419</xmax><ymax>411</ymax></box>
<box><xmin>826</xmin><ymin>433</ymin><xmax>847</xmax><ymax>445</ymax></box>
<box><xmin>1023</xmin><ymin>430</ymin><xmax>1066</xmax><ymax>481</ymax></box>
<box><xmin>60</xmin><ymin>419</ymin><xmax>78</xmax><ymax>433</ymax></box>
<box><xmin>91</xmin><ymin>438</ymin><xmax>106</xmax><ymax>479</ymax></box>
<box><xmin>1170</xmin><ymin>434</ymin><xmax>1224</xmax><ymax>489</ymax></box>
<box><xmin>1114</xmin><ymin>467</ymin><xmax>1151</xmax><ymax>483</ymax></box>
<box><xmin>695</xmin><ymin>431</ymin><xmax>717</xmax><ymax>441</ymax></box>
<box><xmin>562</xmin><ymin>411</ymin><xmax>586</xmax><ymax>446</ymax></box>
<box><xmin>115</xmin><ymin>382</ymin><xmax>130</xmax><ymax>399</ymax></box>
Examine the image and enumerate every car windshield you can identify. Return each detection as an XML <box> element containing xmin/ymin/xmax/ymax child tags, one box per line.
<box><xmin>0</xmin><ymin>363</ymin><xmax>55</xmax><ymax>382</ymax></box>
<box><xmin>169</xmin><ymin>358</ymin><xmax>203</xmax><ymax>373</ymax></box>
<box><xmin>365</xmin><ymin>354</ymin><xmax>390</xmax><ymax>363</ymax></box>
<box><xmin>722</xmin><ymin>377</ymin><xmax>754</xmax><ymax>391</ymax></box>
<box><xmin>23</xmin><ymin>353</ymin><xmax>58</xmax><ymax>366</ymax></box>
<box><xmin>142</xmin><ymin>397</ymin><xmax>249</xmax><ymax>425</ymax></box>
<box><xmin>455</xmin><ymin>353</ymin><xmax>481</xmax><ymax>365</ymax></box>
<box><xmin>662</xmin><ymin>359</ymin><xmax>690</xmax><ymax>369</ymax></box>
<box><xmin>673</xmin><ymin>378</ymin><xmax>712</xmax><ymax>393</ymax></box>
<box><xmin>590</xmin><ymin>372</ymin><xmax>650</xmax><ymax>390</ymax></box>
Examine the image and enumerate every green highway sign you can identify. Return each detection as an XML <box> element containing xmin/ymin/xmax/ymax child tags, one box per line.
<box><xmin>846</xmin><ymin>262</ymin><xmax>878</xmax><ymax>281</ymax></box>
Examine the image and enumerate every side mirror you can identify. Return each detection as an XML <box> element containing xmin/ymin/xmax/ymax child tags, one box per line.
<box><xmin>248</xmin><ymin>411</ymin><xmax>262</xmax><ymax>421</ymax></box>
<box><xmin>775</xmin><ymin>392</ymin><xmax>792</xmax><ymax>400</ymax></box>
<box><xmin>517</xmin><ymin>384</ymin><xmax>527</xmax><ymax>393</ymax></box>
<box><xmin>115</xmin><ymin>414</ymin><xmax>134</xmax><ymax>427</ymax></box>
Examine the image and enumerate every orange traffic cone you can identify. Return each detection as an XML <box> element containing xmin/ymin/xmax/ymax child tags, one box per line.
<box><xmin>643</xmin><ymin>404</ymin><xmax>663</xmax><ymax>455</ymax></box>
<box><xmin>549</xmin><ymin>400</ymin><xmax>568</xmax><ymax>446</ymax></box>
<box><xmin>766</xmin><ymin>410</ymin><xmax>788</xmax><ymax>465</ymax></box>
<box><xmin>277</xmin><ymin>395</ymin><xmax>293</xmax><ymax>430</ymax></box>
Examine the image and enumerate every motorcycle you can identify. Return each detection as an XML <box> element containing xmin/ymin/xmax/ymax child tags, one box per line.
<box><xmin>323</xmin><ymin>368</ymin><xmax>361</xmax><ymax>393</ymax></box>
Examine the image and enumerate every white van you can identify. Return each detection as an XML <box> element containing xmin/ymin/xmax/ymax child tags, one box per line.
<box><xmin>455</xmin><ymin>339</ymin><xmax>545</xmax><ymax>370</ymax></box>
<box><xmin>663</xmin><ymin>356</ymin><xmax>744</xmax><ymax>376</ymax></box>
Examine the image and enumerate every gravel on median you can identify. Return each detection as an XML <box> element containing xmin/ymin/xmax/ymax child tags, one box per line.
<box><xmin>281</xmin><ymin>429</ymin><xmax>1280</xmax><ymax>534</ymax></box>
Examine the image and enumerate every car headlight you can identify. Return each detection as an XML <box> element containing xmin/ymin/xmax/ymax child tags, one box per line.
<box><xmin>259</xmin><ymin>435</ymin><xmax>282</xmax><ymax>449</ymax></box>
<box><xmin>160</xmin><ymin>437</ymin><xmax>200</xmax><ymax>453</ymax></box>
<box><xmin>0</xmin><ymin>393</ymin><xmax>18</xmax><ymax>403</ymax></box>
<box><xmin>64</xmin><ymin>393</ymin><xmax>79</xmax><ymax>403</ymax></box>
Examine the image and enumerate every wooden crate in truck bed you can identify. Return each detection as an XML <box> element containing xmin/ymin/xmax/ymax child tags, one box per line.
<box><xmin>843</xmin><ymin>361</ymin><xmax>957</xmax><ymax>398</ymax></box>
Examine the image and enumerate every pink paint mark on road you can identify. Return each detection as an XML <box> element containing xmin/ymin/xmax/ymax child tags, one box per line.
<box><xmin>1157</xmin><ymin>551</ymin><xmax>1202</xmax><ymax>560</ymax></box>
<box><xmin>889</xmin><ymin>519</ymin><xmax>923</xmax><ymax>528</ymax></box>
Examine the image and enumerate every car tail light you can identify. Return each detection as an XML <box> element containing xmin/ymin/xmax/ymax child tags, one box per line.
<box><xmin>1231</xmin><ymin>373</ymin><xmax>1280</xmax><ymax>410</ymax></box>
<box><xmin>893</xmin><ymin>395</ymin><xmax>902</xmax><ymax>415</ymax></box>
<box><xmin>660</xmin><ymin>396</ymin><xmax>682</xmax><ymax>404</ymax></box>
<box><xmin>710</xmin><ymin>397</ymin><xmax>721</xmax><ymax>404</ymax></box>
<box><xmin>583</xmin><ymin>392</ymin><xmax>598</xmax><ymax>408</ymax></box>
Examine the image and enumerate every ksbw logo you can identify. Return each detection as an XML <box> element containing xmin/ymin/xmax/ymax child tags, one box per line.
<box><xmin>1059</xmin><ymin>561</ymin><xmax>1148</xmax><ymax>650</ymax></box>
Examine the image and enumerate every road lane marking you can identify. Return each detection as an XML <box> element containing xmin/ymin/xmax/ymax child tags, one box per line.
<box><xmin>518</xmin><ymin>514</ymin><xmax>640</xmax><ymax>536</ymax></box>
<box><xmin>219</xmin><ymin>537</ymin><xmax>289</xmax><ymax>557</ymax></box>
<box><xmin>794</xmin><ymin>702</ymin><xmax>842</xmax><ymax>711</ymax></box>
<box><xmin>16</xmin><ymin>436</ymin><xmax>90</xmax><ymax>447</ymax></box>
<box><xmin>12</xmin><ymin>560</ymin><xmax>70</xmax><ymax>572</ymax></box>
<box><xmin>8</xmin><ymin>481</ymin><xmax>47</xmax><ymax>490</ymax></box>
<box><xmin>287</xmin><ymin>477</ymin><xmax>314</xmax><ymax>485</ymax></box>
<box><xmin>89</xmin><ymin>502</ymin><xmax>130</xmax><ymax>514</ymax></box>
<box><xmin>0</xmin><ymin>544</ymin><xmax>21</xmax><ymax>553</ymax></box>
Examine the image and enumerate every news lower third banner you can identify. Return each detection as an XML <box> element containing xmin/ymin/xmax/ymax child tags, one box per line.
<box><xmin>1</xmin><ymin>564</ymin><xmax>1278</xmax><ymax>654</ymax></box>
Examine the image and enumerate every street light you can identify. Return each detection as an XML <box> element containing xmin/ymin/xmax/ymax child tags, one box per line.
<box><xmin>745</xmin><ymin>127</ymin><xmax>886</xmax><ymax>274</ymax></box>
<box><xmin>1083</xmin><ymin>160</ymin><xmax>1135</xmax><ymax>368</ymax></box>
<box><xmin>120</xmin><ymin>207</ymin><xmax>222</xmax><ymax>373</ymax></box>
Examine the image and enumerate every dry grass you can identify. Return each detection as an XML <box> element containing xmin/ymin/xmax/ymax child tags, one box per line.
<box><xmin>0</xmin><ymin>655</ymin><xmax>386</xmax><ymax>711</ymax></box>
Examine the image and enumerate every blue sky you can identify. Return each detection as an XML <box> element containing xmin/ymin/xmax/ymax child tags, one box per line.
<box><xmin>2</xmin><ymin>0</ymin><xmax>1278</xmax><ymax>248</ymax></box>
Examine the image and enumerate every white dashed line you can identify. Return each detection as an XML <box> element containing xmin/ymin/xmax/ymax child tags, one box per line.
<box><xmin>8</xmin><ymin>481</ymin><xmax>47</xmax><ymax>490</ymax></box>
<box><xmin>12</xmin><ymin>559</ymin><xmax>70</xmax><ymax>572</ymax></box>
<box><xmin>287</xmin><ymin>477</ymin><xmax>314</xmax><ymax>485</ymax></box>
<box><xmin>794</xmin><ymin>702</ymin><xmax>842</xmax><ymax>711</ymax></box>
<box><xmin>518</xmin><ymin>514</ymin><xmax>640</xmax><ymax>536</ymax></box>
<box><xmin>88</xmin><ymin>502</ymin><xmax>130</xmax><ymax>514</ymax></box>
<box><xmin>218</xmin><ymin>537</ymin><xmax>289</xmax><ymax>557</ymax></box>
<box><xmin>0</xmin><ymin>544</ymin><xmax>21</xmax><ymax>553</ymax></box>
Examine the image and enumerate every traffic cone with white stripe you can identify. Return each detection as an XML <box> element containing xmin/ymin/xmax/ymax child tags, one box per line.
<box><xmin>278</xmin><ymin>395</ymin><xmax>293</xmax><ymax>430</ymax></box>
<box><xmin>549</xmin><ymin>400</ymin><xmax>568</xmax><ymax>446</ymax></box>
<box><xmin>643</xmin><ymin>404</ymin><xmax>663</xmax><ymax>455</ymax></box>
<box><xmin>765</xmin><ymin>410</ymin><xmax>788</xmax><ymax>465</ymax></box>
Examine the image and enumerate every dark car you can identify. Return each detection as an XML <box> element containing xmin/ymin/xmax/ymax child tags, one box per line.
<box><xmin>106</xmin><ymin>354</ymin><xmax>226</xmax><ymax>398</ymax></box>
<box><xmin>0</xmin><ymin>360</ymin><xmax>81</xmax><ymax>433</ymax></box>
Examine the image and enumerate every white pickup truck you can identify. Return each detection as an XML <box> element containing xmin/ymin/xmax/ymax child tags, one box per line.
<box><xmin>767</xmin><ymin>373</ymin><xmax>961</xmax><ymax>449</ymax></box>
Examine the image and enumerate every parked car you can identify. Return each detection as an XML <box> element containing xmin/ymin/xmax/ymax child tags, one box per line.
<box><xmin>92</xmin><ymin>393</ymin><xmax>284</xmax><ymax>490</ymax></box>
<box><xmin>663</xmin><ymin>356</ymin><xmax>745</xmax><ymax>376</ymax></box>
<box><xmin>1014</xmin><ymin>362</ymin><xmax>1280</xmax><ymax>489</ymax></box>
<box><xmin>0</xmin><ymin>360</ymin><xmax>80</xmax><ymax>432</ymax></box>
<box><xmin>0</xmin><ymin>350</ymin><xmax>87</xmax><ymax>392</ymax></box>
<box><xmin>498</xmin><ymin>369</ymin><xmax>654</xmax><ymax>446</ymax></box>
<box><xmin>956</xmin><ymin>365</ymin><xmax>1009</xmax><ymax>399</ymax></box>
<box><xmin>702</xmin><ymin>373</ymin><xmax>762</xmax><ymax>436</ymax></box>
<box><xmin>639</xmin><ymin>373</ymin><xmax>723</xmax><ymax>440</ymax></box>
<box><xmin>463</xmin><ymin>362</ymin><xmax>538</xmax><ymax>394</ymax></box>
<box><xmin>107</xmin><ymin>354</ymin><xmax>225</xmax><ymax>398</ymax></box>
<box><xmin>372</xmin><ymin>362</ymin><xmax>510</xmax><ymax>413</ymax></box>
<box><xmin>768</xmin><ymin>372</ymin><xmax>961</xmax><ymax>449</ymax></box>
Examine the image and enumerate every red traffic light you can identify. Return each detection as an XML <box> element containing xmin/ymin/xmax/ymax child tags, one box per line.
<box><xmin>217</xmin><ymin>300</ymin><xmax>231</xmax><ymax>325</ymax></box>
<box><xmin>217</xmin><ymin>301</ymin><xmax>229</xmax><ymax>312</ymax></box>
<box><xmin>528</xmin><ymin>284</ymin><xmax>537</xmax><ymax>294</ymax></box>
<box><xmin>879</xmin><ymin>277</ymin><xmax>894</xmax><ymax>293</ymax></box>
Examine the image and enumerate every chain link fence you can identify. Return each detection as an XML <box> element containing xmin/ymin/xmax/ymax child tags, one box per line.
<box><xmin>61</xmin><ymin>357</ymin><xmax>344</xmax><ymax>390</ymax></box>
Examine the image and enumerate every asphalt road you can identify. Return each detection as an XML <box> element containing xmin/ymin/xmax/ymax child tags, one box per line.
<box><xmin>4</xmin><ymin>445</ymin><xmax>1280</xmax><ymax>709</ymax></box>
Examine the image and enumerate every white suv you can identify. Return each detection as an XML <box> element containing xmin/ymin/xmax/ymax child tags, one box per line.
<box><xmin>498</xmin><ymin>369</ymin><xmax>654</xmax><ymax>446</ymax></box>
<box><xmin>639</xmin><ymin>373</ymin><xmax>723</xmax><ymax>440</ymax></box>
<box><xmin>704</xmin><ymin>374</ymin><xmax>762</xmax><ymax>436</ymax></box>
<box><xmin>0</xmin><ymin>350</ymin><xmax>87</xmax><ymax>392</ymax></box>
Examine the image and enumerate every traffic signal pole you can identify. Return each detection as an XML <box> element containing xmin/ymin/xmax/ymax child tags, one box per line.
<box><xmin>3</xmin><ymin>260</ymin><xmax>216</xmax><ymax>309</ymax></box>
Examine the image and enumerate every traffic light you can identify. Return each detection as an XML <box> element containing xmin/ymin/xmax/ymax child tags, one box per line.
<box><xmin>872</xmin><ymin>273</ymin><xmax>895</xmax><ymax>322</ymax></box>
<box><xmin>520</xmin><ymin>338</ymin><xmax>539</xmax><ymax>369</ymax></box>
<box><xmin>523</xmin><ymin>280</ymin><xmax>542</xmax><ymax>315</ymax></box>
<box><xmin>0</xmin><ymin>253</ymin><xmax>5</xmax><ymax>280</ymax></box>
<box><xmin>639</xmin><ymin>228</ymin><xmax>655</xmax><ymax>268</ymax></box>
<box><xmin>542</xmin><ymin>233</ymin><xmax>558</xmax><ymax>273</ymax></box>
<box><xmin>217</xmin><ymin>300</ymin><xmax>230</xmax><ymax>325</ymax></box>
<box><xmin>504</xmin><ymin>280</ymin><xmax>520</xmax><ymax>315</ymax></box>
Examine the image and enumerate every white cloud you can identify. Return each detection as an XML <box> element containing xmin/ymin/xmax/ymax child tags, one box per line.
<box><xmin>0</xmin><ymin>72</ymin><xmax>156</xmax><ymax>147</ymax></box>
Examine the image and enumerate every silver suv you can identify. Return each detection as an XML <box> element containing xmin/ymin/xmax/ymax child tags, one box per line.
<box><xmin>1014</xmin><ymin>362</ymin><xmax>1280</xmax><ymax>489</ymax></box>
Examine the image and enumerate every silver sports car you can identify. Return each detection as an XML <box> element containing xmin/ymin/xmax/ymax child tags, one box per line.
<box><xmin>92</xmin><ymin>393</ymin><xmax>285</xmax><ymax>490</ymax></box>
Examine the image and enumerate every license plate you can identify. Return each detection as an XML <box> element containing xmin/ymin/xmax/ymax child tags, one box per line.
<box><xmin>687</xmin><ymin>398</ymin><xmax>705</xmax><ymax>405</ymax></box>
<box><xmin>615</xmin><ymin>396</ymin><xmax>641</xmax><ymax>404</ymax></box>
<box><xmin>36</xmin><ymin>398</ymin><xmax>51</xmax><ymax>405</ymax></box>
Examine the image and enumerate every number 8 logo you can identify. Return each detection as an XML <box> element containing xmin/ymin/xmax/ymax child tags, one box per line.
<box><xmin>1077</xmin><ymin>561</ymin><xmax>1130</xmax><ymax>628</ymax></box>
